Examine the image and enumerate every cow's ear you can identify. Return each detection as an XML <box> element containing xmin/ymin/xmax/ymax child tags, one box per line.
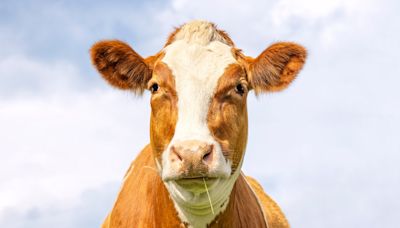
<box><xmin>248</xmin><ymin>42</ymin><xmax>307</xmax><ymax>93</ymax></box>
<box><xmin>90</xmin><ymin>40</ymin><xmax>152</xmax><ymax>93</ymax></box>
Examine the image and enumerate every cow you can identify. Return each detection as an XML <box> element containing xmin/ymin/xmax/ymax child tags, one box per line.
<box><xmin>90</xmin><ymin>20</ymin><xmax>306</xmax><ymax>228</ymax></box>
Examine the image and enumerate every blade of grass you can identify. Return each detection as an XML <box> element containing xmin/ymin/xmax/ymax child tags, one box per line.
<box><xmin>203</xmin><ymin>177</ymin><xmax>215</xmax><ymax>215</ymax></box>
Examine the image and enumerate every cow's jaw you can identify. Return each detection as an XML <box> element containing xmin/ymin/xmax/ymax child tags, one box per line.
<box><xmin>158</xmin><ymin>21</ymin><xmax>242</xmax><ymax>227</ymax></box>
<box><xmin>163</xmin><ymin>163</ymin><xmax>242</xmax><ymax>228</ymax></box>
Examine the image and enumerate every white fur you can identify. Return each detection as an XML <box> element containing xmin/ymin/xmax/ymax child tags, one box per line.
<box><xmin>172</xmin><ymin>20</ymin><xmax>230</xmax><ymax>46</ymax></box>
<box><xmin>164</xmin><ymin>163</ymin><xmax>242</xmax><ymax>228</ymax></box>
<box><xmin>160</xmin><ymin>21</ymin><xmax>240</xmax><ymax>227</ymax></box>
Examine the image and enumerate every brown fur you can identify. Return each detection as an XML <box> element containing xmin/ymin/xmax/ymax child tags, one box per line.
<box><xmin>145</xmin><ymin>52</ymin><xmax>165</xmax><ymax>70</ymax></box>
<box><xmin>164</xmin><ymin>26</ymin><xmax>181</xmax><ymax>47</ymax></box>
<box><xmin>207</xmin><ymin>64</ymin><xmax>249</xmax><ymax>174</ymax></box>
<box><xmin>208</xmin><ymin>175</ymin><xmax>267</xmax><ymax>228</ymax></box>
<box><xmin>148</xmin><ymin>62</ymin><xmax>178</xmax><ymax>162</ymax></box>
<box><xmin>102</xmin><ymin>145</ymin><xmax>181</xmax><ymax>228</ymax></box>
<box><xmin>246</xmin><ymin>176</ymin><xmax>290</xmax><ymax>228</ymax></box>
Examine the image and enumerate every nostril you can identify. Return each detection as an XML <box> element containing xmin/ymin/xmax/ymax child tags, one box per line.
<box><xmin>170</xmin><ymin>146</ymin><xmax>183</xmax><ymax>162</ymax></box>
<box><xmin>203</xmin><ymin>151</ymin><xmax>212</xmax><ymax>162</ymax></box>
<box><xmin>202</xmin><ymin>145</ymin><xmax>214</xmax><ymax>164</ymax></box>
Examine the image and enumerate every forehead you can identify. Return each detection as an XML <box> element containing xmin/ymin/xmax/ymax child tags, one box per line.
<box><xmin>161</xmin><ymin>40</ymin><xmax>237</xmax><ymax>87</ymax></box>
<box><xmin>156</xmin><ymin>24</ymin><xmax>239</xmax><ymax>143</ymax></box>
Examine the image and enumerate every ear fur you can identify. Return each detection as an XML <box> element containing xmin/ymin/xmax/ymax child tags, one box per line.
<box><xmin>90</xmin><ymin>40</ymin><xmax>152</xmax><ymax>93</ymax></box>
<box><xmin>249</xmin><ymin>42</ymin><xmax>307</xmax><ymax>93</ymax></box>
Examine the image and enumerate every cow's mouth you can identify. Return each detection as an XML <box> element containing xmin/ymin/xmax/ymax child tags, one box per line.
<box><xmin>174</xmin><ymin>176</ymin><xmax>219</xmax><ymax>193</ymax></box>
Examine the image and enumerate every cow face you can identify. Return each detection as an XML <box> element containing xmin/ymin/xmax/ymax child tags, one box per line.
<box><xmin>90</xmin><ymin>21</ymin><xmax>306</xmax><ymax>214</ymax></box>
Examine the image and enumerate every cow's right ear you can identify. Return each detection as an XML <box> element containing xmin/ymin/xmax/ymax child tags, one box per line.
<box><xmin>90</xmin><ymin>40</ymin><xmax>152</xmax><ymax>93</ymax></box>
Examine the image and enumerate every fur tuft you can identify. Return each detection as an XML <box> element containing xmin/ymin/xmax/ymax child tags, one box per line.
<box><xmin>165</xmin><ymin>20</ymin><xmax>234</xmax><ymax>47</ymax></box>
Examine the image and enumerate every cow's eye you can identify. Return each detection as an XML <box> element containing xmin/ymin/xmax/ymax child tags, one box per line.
<box><xmin>235</xmin><ymin>83</ymin><xmax>246</xmax><ymax>96</ymax></box>
<box><xmin>150</xmin><ymin>83</ymin><xmax>159</xmax><ymax>93</ymax></box>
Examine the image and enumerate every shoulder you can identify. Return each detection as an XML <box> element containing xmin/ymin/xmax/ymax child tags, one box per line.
<box><xmin>245</xmin><ymin>175</ymin><xmax>290</xmax><ymax>228</ymax></box>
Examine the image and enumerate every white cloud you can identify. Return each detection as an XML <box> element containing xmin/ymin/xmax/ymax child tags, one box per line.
<box><xmin>0</xmin><ymin>55</ymin><xmax>81</xmax><ymax>97</ymax></box>
<box><xmin>0</xmin><ymin>89</ymin><xmax>151</xmax><ymax>213</ymax></box>
<box><xmin>0</xmin><ymin>182</ymin><xmax>118</xmax><ymax>228</ymax></box>
<box><xmin>270</xmin><ymin>0</ymin><xmax>373</xmax><ymax>22</ymax></box>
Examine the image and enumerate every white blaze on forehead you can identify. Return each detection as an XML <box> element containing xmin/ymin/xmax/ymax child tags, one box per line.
<box><xmin>162</xmin><ymin>25</ymin><xmax>236</xmax><ymax>142</ymax></box>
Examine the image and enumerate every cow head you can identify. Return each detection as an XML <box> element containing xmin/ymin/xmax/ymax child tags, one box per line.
<box><xmin>91</xmin><ymin>21</ymin><xmax>306</xmax><ymax>225</ymax></box>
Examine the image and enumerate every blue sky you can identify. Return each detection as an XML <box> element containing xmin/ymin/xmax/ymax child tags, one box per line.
<box><xmin>1</xmin><ymin>0</ymin><xmax>399</xmax><ymax>227</ymax></box>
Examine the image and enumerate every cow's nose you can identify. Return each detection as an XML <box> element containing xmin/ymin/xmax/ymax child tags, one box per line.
<box><xmin>169</xmin><ymin>140</ymin><xmax>214</xmax><ymax>174</ymax></box>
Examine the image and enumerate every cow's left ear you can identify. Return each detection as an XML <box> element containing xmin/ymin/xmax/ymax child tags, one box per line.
<box><xmin>248</xmin><ymin>42</ymin><xmax>307</xmax><ymax>93</ymax></box>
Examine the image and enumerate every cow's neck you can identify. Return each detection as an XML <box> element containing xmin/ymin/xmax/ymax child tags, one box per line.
<box><xmin>163</xmin><ymin>168</ymin><xmax>241</xmax><ymax>228</ymax></box>
<box><xmin>208</xmin><ymin>174</ymin><xmax>268</xmax><ymax>228</ymax></box>
<box><xmin>106</xmin><ymin>146</ymin><xmax>267</xmax><ymax>228</ymax></box>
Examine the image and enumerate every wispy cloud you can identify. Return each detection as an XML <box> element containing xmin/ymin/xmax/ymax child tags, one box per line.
<box><xmin>0</xmin><ymin>182</ymin><xmax>118</xmax><ymax>228</ymax></box>
<box><xmin>0</xmin><ymin>55</ymin><xmax>82</xmax><ymax>98</ymax></box>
